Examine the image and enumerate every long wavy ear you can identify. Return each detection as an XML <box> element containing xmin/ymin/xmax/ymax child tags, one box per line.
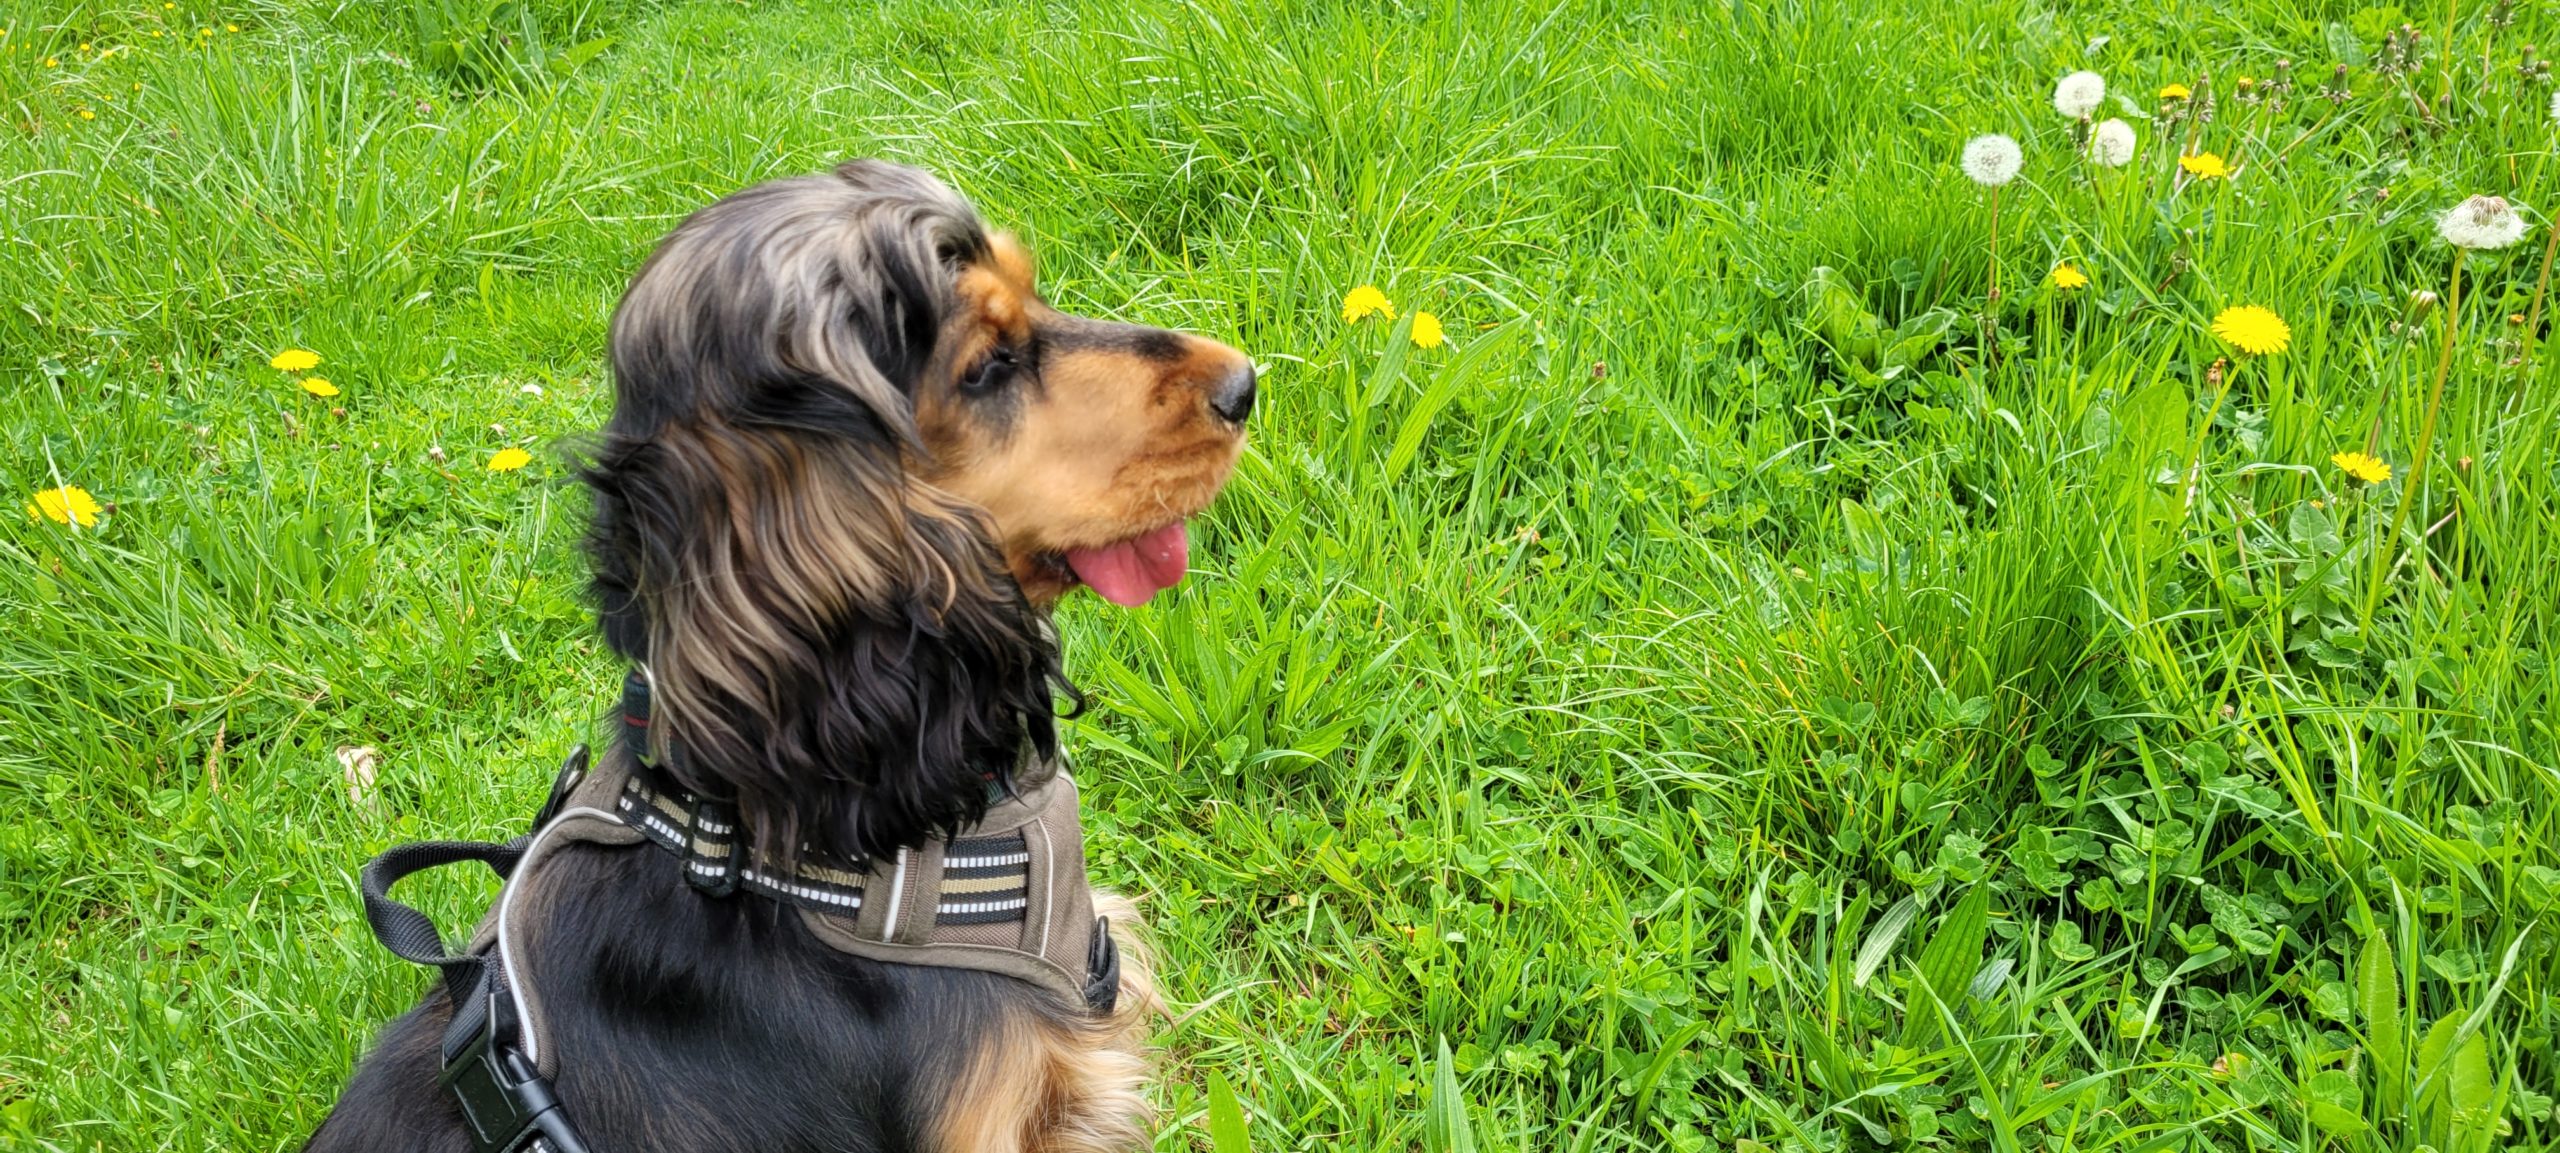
<box><xmin>581</xmin><ymin>162</ymin><xmax>1066</xmax><ymax>862</ymax></box>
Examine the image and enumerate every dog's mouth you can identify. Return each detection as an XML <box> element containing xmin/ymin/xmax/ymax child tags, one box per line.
<box><xmin>1032</xmin><ymin>521</ymin><xmax>1191</xmax><ymax>608</ymax></box>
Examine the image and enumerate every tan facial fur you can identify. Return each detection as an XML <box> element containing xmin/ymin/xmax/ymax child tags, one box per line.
<box><xmin>917</xmin><ymin>235</ymin><xmax>1253</xmax><ymax>603</ymax></box>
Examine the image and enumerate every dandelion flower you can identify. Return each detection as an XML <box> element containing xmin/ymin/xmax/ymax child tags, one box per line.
<box><xmin>488</xmin><ymin>447</ymin><xmax>533</xmax><ymax>472</ymax></box>
<box><xmin>270</xmin><ymin>348</ymin><xmax>320</xmax><ymax>371</ymax></box>
<box><xmin>1961</xmin><ymin>134</ymin><xmax>2022</xmax><ymax>187</ymax></box>
<box><xmin>77</xmin><ymin>109</ymin><xmax>94</xmax><ymax>120</ymax></box>
<box><xmin>2331</xmin><ymin>451</ymin><xmax>2391</xmax><ymax>484</ymax></box>
<box><xmin>1411</xmin><ymin>311</ymin><xmax>1445</xmax><ymax>348</ymax></box>
<box><xmin>2211</xmin><ymin>305</ymin><xmax>2290</xmax><ymax>355</ymax></box>
<box><xmin>2049</xmin><ymin>262</ymin><xmax>2090</xmax><ymax>290</ymax></box>
<box><xmin>2054</xmin><ymin>71</ymin><xmax>2106</xmax><ymax>118</ymax></box>
<box><xmin>2160</xmin><ymin>83</ymin><xmax>2192</xmax><ymax>100</ymax></box>
<box><xmin>2179</xmin><ymin>152</ymin><xmax>2231</xmax><ymax>180</ymax></box>
<box><xmin>2436</xmin><ymin>194</ymin><xmax>2530</xmax><ymax>250</ymax></box>
<box><xmin>1341</xmin><ymin>284</ymin><xmax>1396</xmax><ymax>323</ymax></box>
<box><xmin>25</xmin><ymin>485</ymin><xmax>102</xmax><ymax>527</ymax></box>
<box><xmin>224</xmin><ymin>22</ymin><xmax>237</xmax><ymax>32</ymax></box>
<box><xmin>2089</xmin><ymin>118</ymin><xmax>2136</xmax><ymax>167</ymax></box>
<box><xmin>298</xmin><ymin>377</ymin><xmax>339</xmax><ymax>397</ymax></box>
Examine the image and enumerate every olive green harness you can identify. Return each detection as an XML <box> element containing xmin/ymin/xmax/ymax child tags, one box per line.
<box><xmin>357</xmin><ymin>670</ymin><xmax>1118</xmax><ymax>1153</ymax></box>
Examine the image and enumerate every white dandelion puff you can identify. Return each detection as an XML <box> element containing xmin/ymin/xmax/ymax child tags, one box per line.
<box><xmin>1962</xmin><ymin>134</ymin><xmax>2023</xmax><ymax>187</ymax></box>
<box><xmin>2054</xmin><ymin>71</ymin><xmax>2106</xmax><ymax>118</ymax></box>
<box><xmin>2089</xmin><ymin>118</ymin><xmax>2136</xmax><ymax>166</ymax></box>
<box><xmin>2437</xmin><ymin>194</ymin><xmax>2531</xmax><ymax>250</ymax></box>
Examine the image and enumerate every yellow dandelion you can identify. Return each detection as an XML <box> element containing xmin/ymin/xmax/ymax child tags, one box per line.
<box><xmin>2211</xmin><ymin>305</ymin><xmax>2290</xmax><ymax>356</ymax></box>
<box><xmin>298</xmin><ymin>377</ymin><xmax>339</xmax><ymax>397</ymax></box>
<box><xmin>24</xmin><ymin>485</ymin><xmax>102</xmax><ymax>527</ymax></box>
<box><xmin>224</xmin><ymin>22</ymin><xmax>237</xmax><ymax>32</ymax></box>
<box><xmin>2179</xmin><ymin>152</ymin><xmax>2232</xmax><ymax>179</ymax></box>
<box><xmin>2160</xmin><ymin>83</ymin><xmax>2192</xmax><ymax>100</ymax></box>
<box><xmin>2331</xmin><ymin>451</ymin><xmax>2391</xmax><ymax>484</ymax></box>
<box><xmin>77</xmin><ymin>42</ymin><xmax>89</xmax><ymax>52</ymax></box>
<box><xmin>1341</xmin><ymin>284</ymin><xmax>1395</xmax><ymax>323</ymax></box>
<box><xmin>77</xmin><ymin>109</ymin><xmax>94</xmax><ymax>120</ymax></box>
<box><xmin>43</xmin><ymin>56</ymin><xmax>56</xmax><ymax>66</ymax></box>
<box><xmin>487</xmin><ymin>447</ymin><xmax>533</xmax><ymax>472</ymax></box>
<box><xmin>269</xmin><ymin>348</ymin><xmax>320</xmax><ymax>371</ymax></box>
<box><xmin>2049</xmin><ymin>262</ymin><xmax>2090</xmax><ymax>290</ymax></box>
<box><xmin>1411</xmin><ymin>311</ymin><xmax>1446</xmax><ymax>348</ymax></box>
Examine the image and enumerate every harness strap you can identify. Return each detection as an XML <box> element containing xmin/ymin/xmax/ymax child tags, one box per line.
<box><xmin>357</xmin><ymin>748</ymin><xmax>593</xmax><ymax>1153</ymax></box>
<box><xmin>358</xmin><ymin>838</ymin><xmax>522</xmax><ymax>1017</ymax></box>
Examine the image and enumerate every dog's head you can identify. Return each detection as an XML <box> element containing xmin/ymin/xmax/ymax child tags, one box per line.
<box><xmin>584</xmin><ymin>160</ymin><xmax>1252</xmax><ymax>859</ymax></box>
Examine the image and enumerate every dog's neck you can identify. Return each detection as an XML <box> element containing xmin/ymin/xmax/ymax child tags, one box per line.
<box><xmin>610</xmin><ymin>655</ymin><xmax>1049</xmax><ymax>864</ymax></box>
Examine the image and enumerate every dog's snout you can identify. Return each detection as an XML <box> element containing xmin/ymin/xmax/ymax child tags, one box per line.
<box><xmin>1208</xmin><ymin>363</ymin><xmax>1257</xmax><ymax>424</ymax></box>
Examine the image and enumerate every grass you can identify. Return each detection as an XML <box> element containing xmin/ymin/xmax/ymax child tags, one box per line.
<box><xmin>3</xmin><ymin>0</ymin><xmax>2558</xmax><ymax>1149</ymax></box>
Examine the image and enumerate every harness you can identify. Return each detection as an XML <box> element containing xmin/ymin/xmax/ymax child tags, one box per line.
<box><xmin>358</xmin><ymin>672</ymin><xmax>1121</xmax><ymax>1153</ymax></box>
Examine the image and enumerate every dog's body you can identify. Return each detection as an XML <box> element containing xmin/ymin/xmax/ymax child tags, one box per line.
<box><xmin>308</xmin><ymin>161</ymin><xmax>1253</xmax><ymax>1152</ymax></box>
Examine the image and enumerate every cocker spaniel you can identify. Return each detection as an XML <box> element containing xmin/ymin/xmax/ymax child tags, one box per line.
<box><xmin>307</xmin><ymin>160</ymin><xmax>1253</xmax><ymax>1153</ymax></box>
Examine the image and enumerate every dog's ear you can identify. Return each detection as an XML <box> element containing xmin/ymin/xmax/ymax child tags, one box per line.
<box><xmin>582</xmin><ymin>163</ymin><xmax>1066</xmax><ymax>862</ymax></box>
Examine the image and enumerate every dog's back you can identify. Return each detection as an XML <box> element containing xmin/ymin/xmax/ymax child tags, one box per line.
<box><xmin>310</xmin><ymin>836</ymin><xmax>1128</xmax><ymax>1152</ymax></box>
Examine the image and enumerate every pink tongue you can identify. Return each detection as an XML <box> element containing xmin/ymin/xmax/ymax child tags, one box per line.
<box><xmin>1064</xmin><ymin>522</ymin><xmax>1190</xmax><ymax>607</ymax></box>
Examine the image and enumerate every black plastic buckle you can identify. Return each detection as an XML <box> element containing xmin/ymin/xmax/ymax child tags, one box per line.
<box><xmin>441</xmin><ymin>1018</ymin><xmax>589</xmax><ymax>1153</ymax></box>
<box><xmin>1083</xmin><ymin>915</ymin><xmax>1121</xmax><ymax>1015</ymax></box>
<box><xmin>530</xmin><ymin>745</ymin><xmax>590</xmax><ymax>836</ymax></box>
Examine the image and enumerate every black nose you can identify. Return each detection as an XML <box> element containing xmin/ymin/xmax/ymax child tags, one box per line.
<box><xmin>1209</xmin><ymin>362</ymin><xmax>1257</xmax><ymax>424</ymax></box>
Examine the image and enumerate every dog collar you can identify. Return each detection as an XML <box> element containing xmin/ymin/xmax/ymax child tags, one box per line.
<box><xmin>603</xmin><ymin>668</ymin><xmax>1118</xmax><ymax>1011</ymax></box>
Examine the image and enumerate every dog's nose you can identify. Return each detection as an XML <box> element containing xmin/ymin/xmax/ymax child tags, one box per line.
<box><xmin>1208</xmin><ymin>362</ymin><xmax>1257</xmax><ymax>424</ymax></box>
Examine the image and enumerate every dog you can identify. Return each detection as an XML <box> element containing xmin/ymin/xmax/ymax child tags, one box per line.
<box><xmin>307</xmin><ymin>160</ymin><xmax>1255</xmax><ymax>1152</ymax></box>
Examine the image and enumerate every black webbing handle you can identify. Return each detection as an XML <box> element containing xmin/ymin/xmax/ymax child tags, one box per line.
<box><xmin>359</xmin><ymin>839</ymin><xmax>525</xmax><ymax>1007</ymax></box>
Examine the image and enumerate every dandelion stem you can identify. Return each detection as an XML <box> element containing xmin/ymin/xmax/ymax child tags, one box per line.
<box><xmin>2512</xmin><ymin>217</ymin><xmax>2559</xmax><ymax>410</ymax></box>
<box><xmin>2182</xmin><ymin>362</ymin><xmax>2241</xmax><ymax>519</ymax></box>
<box><xmin>1984</xmin><ymin>183</ymin><xmax>2003</xmax><ymax>365</ymax></box>
<box><xmin>2439</xmin><ymin>0</ymin><xmax>2460</xmax><ymax>108</ymax></box>
<box><xmin>2367</xmin><ymin>250</ymin><xmax>2465</xmax><ymax>624</ymax></box>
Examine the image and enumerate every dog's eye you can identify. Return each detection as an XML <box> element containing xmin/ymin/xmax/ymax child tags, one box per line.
<box><xmin>961</xmin><ymin>347</ymin><xmax>1018</xmax><ymax>395</ymax></box>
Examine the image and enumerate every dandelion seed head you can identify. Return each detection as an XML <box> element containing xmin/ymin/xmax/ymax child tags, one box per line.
<box><xmin>2054</xmin><ymin>71</ymin><xmax>2106</xmax><ymax>118</ymax></box>
<box><xmin>2437</xmin><ymin>194</ymin><xmax>2530</xmax><ymax>250</ymax></box>
<box><xmin>1961</xmin><ymin>133</ymin><xmax>2022</xmax><ymax>187</ymax></box>
<box><xmin>2090</xmin><ymin>118</ymin><xmax>2136</xmax><ymax>166</ymax></box>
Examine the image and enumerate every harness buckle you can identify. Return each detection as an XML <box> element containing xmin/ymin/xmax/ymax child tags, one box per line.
<box><xmin>529</xmin><ymin>745</ymin><xmax>589</xmax><ymax>836</ymax></box>
<box><xmin>441</xmin><ymin>1007</ymin><xmax>589</xmax><ymax>1153</ymax></box>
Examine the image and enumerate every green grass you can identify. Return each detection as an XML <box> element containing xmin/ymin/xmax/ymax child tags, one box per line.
<box><xmin>4</xmin><ymin>0</ymin><xmax>2559</xmax><ymax>1149</ymax></box>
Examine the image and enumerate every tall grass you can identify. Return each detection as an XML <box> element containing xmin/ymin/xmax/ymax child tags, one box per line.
<box><xmin>2</xmin><ymin>0</ymin><xmax>2555</xmax><ymax>1149</ymax></box>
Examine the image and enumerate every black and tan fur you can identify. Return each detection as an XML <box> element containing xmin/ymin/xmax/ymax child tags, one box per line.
<box><xmin>307</xmin><ymin>160</ymin><xmax>1255</xmax><ymax>1152</ymax></box>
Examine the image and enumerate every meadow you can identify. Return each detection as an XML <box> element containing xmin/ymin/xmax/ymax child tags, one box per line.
<box><xmin>5</xmin><ymin>0</ymin><xmax>2560</xmax><ymax>1149</ymax></box>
